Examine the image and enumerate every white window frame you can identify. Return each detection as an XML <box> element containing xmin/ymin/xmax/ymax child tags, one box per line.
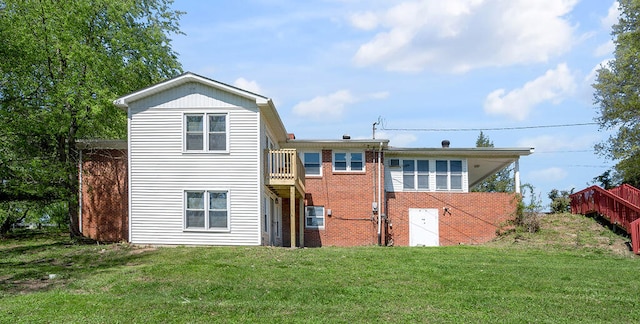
<box><xmin>332</xmin><ymin>151</ymin><xmax>365</xmax><ymax>172</ymax></box>
<box><xmin>305</xmin><ymin>206</ymin><xmax>325</xmax><ymax>229</ymax></box>
<box><xmin>301</xmin><ymin>151</ymin><xmax>322</xmax><ymax>176</ymax></box>
<box><xmin>184</xmin><ymin>190</ymin><xmax>230</xmax><ymax>231</ymax></box>
<box><xmin>402</xmin><ymin>159</ymin><xmax>429</xmax><ymax>191</ymax></box>
<box><xmin>183</xmin><ymin>113</ymin><xmax>229</xmax><ymax>153</ymax></box>
<box><xmin>436</xmin><ymin>160</ymin><xmax>463</xmax><ymax>191</ymax></box>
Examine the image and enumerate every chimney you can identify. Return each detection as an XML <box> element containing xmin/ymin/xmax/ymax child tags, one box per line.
<box><xmin>343</xmin><ymin>134</ymin><xmax>351</xmax><ymax>140</ymax></box>
<box><xmin>441</xmin><ymin>140</ymin><xmax>450</xmax><ymax>148</ymax></box>
<box><xmin>287</xmin><ymin>133</ymin><xmax>295</xmax><ymax>140</ymax></box>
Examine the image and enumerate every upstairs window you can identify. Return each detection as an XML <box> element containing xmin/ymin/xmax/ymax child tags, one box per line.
<box><xmin>403</xmin><ymin>159</ymin><xmax>429</xmax><ymax>190</ymax></box>
<box><xmin>333</xmin><ymin>152</ymin><xmax>364</xmax><ymax>172</ymax></box>
<box><xmin>436</xmin><ymin>160</ymin><xmax>463</xmax><ymax>191</ymax></box>
<box><xmin>302</xmin><ymin>152</ymin><xmax>321</xmax><ymax>176</ymax></box>
<box><xmin>184</xmin><ymin>113</ymin><xmax>227</xmax><ymax>152</ymax></box>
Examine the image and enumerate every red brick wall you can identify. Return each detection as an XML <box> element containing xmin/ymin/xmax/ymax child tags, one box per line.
<box><xmin>300</xmin><ymin>149</ymin><xmax>385</xmax><ymax>247</ymax></box>
<box><xmin>81</xmin><ymin>149</ymin><xmax>128</xmax><ymax>242</ymax></box>
<box><xmin>386</xmin><ymin>191</ymin><xmax>518</xmax><ymax>246</ymax></box>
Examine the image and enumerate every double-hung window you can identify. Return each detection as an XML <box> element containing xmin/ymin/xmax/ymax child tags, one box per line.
<box><xmin>305</xmin><ymin>206</ymin><xmax>325</xmax><ymax>229</ymax></box>
<box><xmin>185</xmin><ymin>190</ymin><xmax>229</xmax><ymax>230</ymax></box>
<box><xmin>333</xmin><ymin>152</ymin><xmax>364</xmax><ymax>172</ymax></box>
<box><xmin>403</xmin><ymin>159</ymin><xmax>429</xmax><ymax>190</ymax></box>
<box><xmin>184</xmin><ymin>113</ymin><xmax>227</xmax><ymax>152</ymax></box>
<box><xmin>302</xmin><ymin>152</ymin><xmax>321</xmax><ymax>176</ymax></box>
<box><xmin>436</xmin><ymin>160</ymin><xmax>463</xmax><ymax>191</ymax></box>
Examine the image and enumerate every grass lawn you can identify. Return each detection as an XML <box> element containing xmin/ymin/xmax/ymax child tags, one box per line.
<box><xmin>1</xmin><ymin>214</ymin><xmax>639</xmax><ymax>323</ymax></box>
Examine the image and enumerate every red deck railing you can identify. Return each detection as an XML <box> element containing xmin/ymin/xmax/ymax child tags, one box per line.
<box><xmin>570</xmin><ymin>184</ymin><xmax>640</xmax><ymax>254</ymax></box>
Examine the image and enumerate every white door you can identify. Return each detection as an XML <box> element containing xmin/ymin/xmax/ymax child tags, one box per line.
<box><xmin>272</xmin><ymin>198</ymin><xmax>282</xmax><ymax>246</ymax></box>
<box><xmin>409</xmin><ymin>208</ymin><xmax>439</xmax><ymax>246</ymax></box>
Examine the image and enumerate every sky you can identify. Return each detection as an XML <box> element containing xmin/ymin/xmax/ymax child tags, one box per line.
<box><xmin>169</xmin><ymin>0</ymin><xmax>620</xmax><ymax>209</ymax></box>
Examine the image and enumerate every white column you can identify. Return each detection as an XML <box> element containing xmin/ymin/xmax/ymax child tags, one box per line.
<box><xmin>514</xmin><ymin>158</ymin><xmax>521</xmax><ymax>194</ymax></box>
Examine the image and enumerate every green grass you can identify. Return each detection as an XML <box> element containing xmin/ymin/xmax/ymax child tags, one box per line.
<box><xmin>1</xmin><ymin>220</ymin><xmax>639</xmax><ymax>323</ymax></box>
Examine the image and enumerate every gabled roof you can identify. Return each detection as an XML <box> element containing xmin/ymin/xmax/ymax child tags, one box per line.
<box><xmin>113</xmin><ymin>72</ymin><xmax>269</xmax><ymax>108</ymax></box>
<box><xmin>112</xmin><ymin>72</ymin><xmax>289</xmax><ymax>142</ymax></box>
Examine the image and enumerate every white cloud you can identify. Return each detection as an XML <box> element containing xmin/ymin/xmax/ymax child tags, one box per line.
<box><xmin>292</xmin><ymin>89</ymin><xmax>389</xmax><ymax>121</ymax></box>
<box><xmin>350</xmin><ymin>11</ymin><xmax>379</xmax><ymax>30</ymax></box>
<box><xmin>602</xmin><ymin>1</ymin><xmax>620</xmax><ymax>29</ymax></box>
<box><xmin>368</xmin><ymin>91</ymin><xmax>390</xmax><ymax>100</ymax></box>
<box><xmin>528</xmin><ymin>167</ymin><xmax>568</xmax><ymax>182</ymax></box>
<box><xmin>233</xmin><ymin>77</ymin><xmax>264</xmax><ymax>94</ymax></box>
<box><xmin>517</xmin><ymin>134</ymin><xmax>599</xmax><ymax>152</ymax></box>
<box><xmin>292</xmin><ymin>90</ymin><xmax>357</xmax><ymax>120</ymax></box>
<box><xmin>373</xmin><ymin>131</ymin><xmax>418</xmax><ymax>147</ymax></box>
<box><xmin>483</xmin><ymin>63</ymin><xmax>576</xmax><ymax>120</ymax></box>
<box><xmin>594</xmin><ymin>40</ymin><xmax>614</xmax><ymax>57</ymax></box>
<box><xmin>351</xmin><ymin>0</ymin><xmax>578</xmax><ymax>72</ymax></box>
<box><xmin>580</xmin><ymin>59</ymin><xmax>613</xmax><ymax>103</ymax></box>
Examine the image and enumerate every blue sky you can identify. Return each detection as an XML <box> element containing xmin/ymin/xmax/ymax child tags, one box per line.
<box><xmin>170</xmin><ymin>0</ymin><xmax>619</xmax><ymax>208</ymax></box>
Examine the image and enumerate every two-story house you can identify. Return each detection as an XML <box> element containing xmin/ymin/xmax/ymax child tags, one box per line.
<box><xmin>78</xmin><ymin>72</ymin><xmax>533</xmax><ymax>247</ymax></box>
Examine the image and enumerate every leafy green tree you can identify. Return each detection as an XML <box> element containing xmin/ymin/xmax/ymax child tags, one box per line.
<box><xmin>471</xmin><ymin>131</ymin><xmax>514</xmax><ymax>192</ymax></box>
<box><xmin>593</xmin><ymin>0</ymin><xmax>640</xmax><ymax>188</ymax></box>
<box><xmin>591</xmin><ymin>169</ymin><xmax>620</xmax><ymax>189</ymax></box>
<box><xmin>0</xmin><ymin>0</ymin><xmax>183</xmax><ymax>237</ymax></box>
<box><xmin>548</xmin><ymin>189</ymin><xmax>573</xmax><ymax>214</ymax></box>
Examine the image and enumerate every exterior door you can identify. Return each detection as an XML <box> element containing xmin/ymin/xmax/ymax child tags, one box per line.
<box><xmin>271</xmin><ymin>198</ymin><xmax>282</xmax><ymax>246</ymax></box>
<box><xmin>409</xmin><ymin>208</ymin><xmax>439</xmax><ymax>246</ymax></box>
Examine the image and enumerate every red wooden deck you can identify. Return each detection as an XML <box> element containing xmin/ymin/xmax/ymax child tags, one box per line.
<box><xmin>570</xmin><ymin>184</ymin><xmax>640</xmax><ymax>254</ymax></box>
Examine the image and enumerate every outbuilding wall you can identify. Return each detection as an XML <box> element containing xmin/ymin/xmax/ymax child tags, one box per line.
<box><xmin>80</xmin><ymin>149</ymin><xmax>128</xmax><ymax>242</ymax></box>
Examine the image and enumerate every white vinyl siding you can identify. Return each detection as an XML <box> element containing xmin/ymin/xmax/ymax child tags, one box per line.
<box><xmin>128</xmin><ymin>82</ymin><xmax>261</xmax><ymax>245</ymax></box>
<box><xmin>386</xmin><ymin>157</ymin><xmax>468</xmax><ymax>193</ymax></box>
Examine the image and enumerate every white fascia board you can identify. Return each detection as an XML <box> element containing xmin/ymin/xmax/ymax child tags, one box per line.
<box><xmin>386</xmin><ymin>147</ymin><xmax>534</xmax><ymax>157</ymax></box>
<box><xmin>284</xmin><ymin>139</ymin><xmax>390</xmax><ymax>150</ymax></box>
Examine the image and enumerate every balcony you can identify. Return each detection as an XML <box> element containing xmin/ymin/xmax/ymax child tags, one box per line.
<box><xmin>265</xmin><ymin>149</ymin><xmax>305</xmax><ymax>198</ymax></box>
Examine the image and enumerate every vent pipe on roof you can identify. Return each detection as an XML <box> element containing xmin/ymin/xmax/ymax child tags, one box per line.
<box><xmin>441</xmin><ymin>140</ymin><xmax>450</xmax><ymax>148</ymax></box>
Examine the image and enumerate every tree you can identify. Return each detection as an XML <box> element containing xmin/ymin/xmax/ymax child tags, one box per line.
<box><xmin>548</xmin><ymin>188</ymin><xmax>573</xmax><ymax>214</ymax></box>
<box><xmin>593</xmin><ymin>0</ymin><xmax>640</xmax><ymax>187</ymax></box>
<box><xmin>471</xmin><ymin>131</ymin><xmax>514</xmax><ymax>192</ymax></box>
<box><xmin>0</xmin><ymin>0</ymin><xmax>183</xmax><ymax>237</ymax></box>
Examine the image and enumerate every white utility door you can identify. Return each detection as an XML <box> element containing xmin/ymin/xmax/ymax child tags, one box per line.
<box><xmin>272</xmin><ymin>198</ymin><xmax>282</xmax><ymax>246</ymax></box>
<box><xmin>409</xmin><ymin>208</ymin><xmax>439</xmax><ymax>246</ymax></box>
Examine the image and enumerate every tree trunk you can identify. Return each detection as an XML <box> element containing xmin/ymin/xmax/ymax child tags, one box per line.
<box><xmin>67</xmin><ymin>108</ymin><xmax>83</xmax><ymax>238</ymax></box>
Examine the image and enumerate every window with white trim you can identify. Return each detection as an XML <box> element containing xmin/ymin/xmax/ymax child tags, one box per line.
<box><xmin>185</xmin><ymin>190</ymin><xmax>229</xmax><ymax>230</ymax></box>
<box><xmin>184</xmin><ymin>113</ymin><xmax>227</xmax><ymax>152</ymax></box>
<box><xmin>301</xmin><ymin>152</ymin><xmax>321</xmax><ymax>176</ymax></box>
<box><xmin>436</xmin><ymin>160</ymin><xmax>463</xmax><ymax>191</ymax></box>
<box><xmin>305</xmin><ymin>206</ymin><xmax>325</xmax><ymax>229</ymax></box>
<box><xmin>403</xmin><ymin>159</ymin><xmax>429</xmax><ymax>190</ymax></box>
<box><xmin>333</xmin><ymin>152</ymin><xmax>364</xmax><ymax>172</ymax></box>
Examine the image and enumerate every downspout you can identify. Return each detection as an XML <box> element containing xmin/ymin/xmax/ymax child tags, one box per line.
<box><xmin>376</xmin><ymin>142</ymin><xmax>383</xmax><ymax>245</ymax></box>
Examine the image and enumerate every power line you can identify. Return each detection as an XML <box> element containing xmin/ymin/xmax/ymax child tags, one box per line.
<box><xmin>381</xmin><ymin>122</ymin><xmax>599</xmax><ymax>132</ymax></box>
